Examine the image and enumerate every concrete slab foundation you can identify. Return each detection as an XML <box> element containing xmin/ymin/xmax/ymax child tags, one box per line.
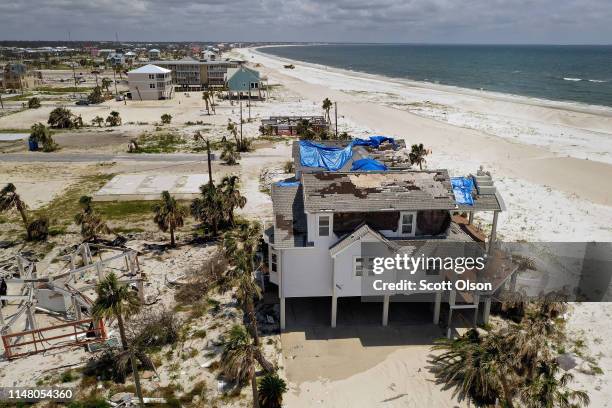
<box><xmin>93</xmin><ymin>173</ymin><xmax>208</xmax><ymax>201</ymax></box>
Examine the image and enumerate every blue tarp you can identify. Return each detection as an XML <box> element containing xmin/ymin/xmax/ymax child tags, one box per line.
<box><xmin>350</xmin><ymin>158</ymin><xmax>388</xmax><ymax>171</ymax></box>
<box><xmin>276</xmin><ymin>180</ymin><xmax>301</xmax><ymax>187</ymax></box>
<box><xmin>451</xmin><ymin>177</ymin><xmax>474</xmax><ymax>206</ymax></box>
<box><xmin>299</xmin><ymin>140</ymin><xmax>354</xmax><ymax>171</ymax></box>
<box><xmin>299</xmin><ymin>136</ymin><xmax>397</xmax><ymax>171</ymax></box>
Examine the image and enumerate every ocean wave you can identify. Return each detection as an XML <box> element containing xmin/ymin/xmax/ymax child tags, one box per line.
<box><xmin>563</xmin><ymin>77</ymin><xmax>582</xmax><ymax>82</ymax></box>
<box><xmin>588</xmin><ymin>79</ymin><xmax>607</xmax><ymax>83</ymax></box>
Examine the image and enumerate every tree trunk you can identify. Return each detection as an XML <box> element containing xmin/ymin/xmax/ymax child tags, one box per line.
<box><xmin>206</xmin><ymin>140</ymin><xmax>213</xmax><ymax>187</ymax></box>
<box><xmin>130</xmin><ymin>347</ymin><xmax>145</xmax><ymax>408</ymax></box>
<box><xmin>246</xmin><ymin>297</ymin><xmax>260</xmax><ymax>346</ymax></box>
<box><xmin>170</xmin><ymin>226</ymin><xmax>175</xmax><ymax>247</ymax></box>
<box><xmin>116</xmin><ymin>308</ymin><xmax>129</xmax><ymax>350</ymax></box>
<box><xmin>16</xmin><ymin>200</ymin><xmax>28</xmax><ymax>227</ymax></box>
<box><xmin>250</xmin><ymin>365</ymin><xmax>259</xmax><ymax>408</ymax></box>
<box><xmin>254</xmin><ymin>348</ymin><xmax>274</xmax><ymax>373</ymax></box>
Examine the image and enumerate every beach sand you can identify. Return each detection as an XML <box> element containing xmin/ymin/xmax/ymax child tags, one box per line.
<box><xmin>235</xmin><ymin>47</ymin><xmax>612</xmax><ymax>407</ymax></box>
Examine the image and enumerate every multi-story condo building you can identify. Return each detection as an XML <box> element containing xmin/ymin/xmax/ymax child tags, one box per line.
<box><xmin>148</xmin><ymin>58</ymin><xmax>243</xmax><ymax>90</ymax></box>
<box><xmin>127</xmin><ymin>64</ymin><xmax>173</xmax><ymax>100</ymax></box>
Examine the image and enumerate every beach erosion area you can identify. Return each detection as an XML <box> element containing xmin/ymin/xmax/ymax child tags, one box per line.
<box><xmin>234</xmin><ymin>47</ymin><xmax>612</xmax><ymax>407</ymax></box>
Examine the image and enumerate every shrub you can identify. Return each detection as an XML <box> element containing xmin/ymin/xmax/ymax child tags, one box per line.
<box><xmin>28</xmin><ymin>97</ymin><xmax>41</xmax><ymax>109</ymax></box>
<box><xmin>30</xmin><ymin>123</ymin><xmax>58</xmax><ymax>152</ymax></box>
<box><xmin>87</xmin><ymin>86</ymin><xmax>104</xmax><ymax>104</ymax></box>
<box><xmin>161</xmin><ymin>113</ymin><xmax>172</xmax><ymax>124</ymax></box>
<box><xmin>129</xmin><ymin>308</ymin><xmax>182</xmax><ymax>351</ymax></box>
<box><xmin>67</xmin><ymin>396</ymin><xmax>111</xmax><ymax>408</ymax></box>
<box><xmin>48</xmin><ymin>107</ymin><xmax>76</xmax><ymax>129</ymax></box>
<box><xmin>105</xmin><ymin>111</ymin><xmax>121</xmax><ymax>126</ymax></box>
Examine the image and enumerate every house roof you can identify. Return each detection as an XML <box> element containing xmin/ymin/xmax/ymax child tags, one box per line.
<box><xmin>299</xmin><ymin>167</ymin><xmax>503</xmax><ymax>213</ymax></box>
<box><xmin>127</xmin><ymin>64</ymin><xmax>171</xmax><ymax>74</ymax></box>
<box><xmin>329</xmin><ymin>223</ymin><xmax>398</xmax><ymax>257</ymax></box>
<box><xmin>270</xmin><ymin>181</ymin><xmax>309</xmax><ymax>248</ymax></box>
<box><xmin>292</xmin><ymin>140</ymin><xmax>410</xmax><ymax>174</ymax></box>
<box><xmin>301</xmin><ymin>170</ymin><xmax>459</xmax><ymax>213</ymax></box>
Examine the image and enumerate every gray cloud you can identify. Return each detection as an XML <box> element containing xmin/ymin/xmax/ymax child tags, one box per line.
<box><xmin>0</xmin><ymin>0</ymin><xmax>611</xmax><ymax>43</ymax></box>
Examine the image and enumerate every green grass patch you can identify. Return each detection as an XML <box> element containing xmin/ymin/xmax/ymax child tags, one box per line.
<box><xmin>35</xmin><ymin>86</ymin><xmax>94</xmax><ymax>93</ymax></box>
<box><xmin>95</xmin><ymin>200</ymin><xmax>153</xmax><ymax>220</ymax></box>
<box><xmin>33</xmin><ymin>173</ymin><xmax>114</xmax><ymax>227</ymax></box>
<box><xmin>130</xmin><ymin>132</ymin><xmax>186</xmax><ymax>154</ymax></box>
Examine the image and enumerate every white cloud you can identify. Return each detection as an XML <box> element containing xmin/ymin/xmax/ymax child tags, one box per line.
<box><xmin>0</xmin><ymin>0</ymin><xmax>611</xmax><ymax>43</ymax></box>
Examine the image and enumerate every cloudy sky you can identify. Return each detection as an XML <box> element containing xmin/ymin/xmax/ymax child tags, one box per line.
<box><xmin>1</xmin><ymin>0</ymin><xmax>611</xmax><ymax>44</ymax></box>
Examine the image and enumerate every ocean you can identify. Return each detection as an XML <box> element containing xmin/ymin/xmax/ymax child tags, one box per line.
<box><xmin>260</xmin><ymin>44</ymin><xmax>612</xmax><ymax>108</ymax></box>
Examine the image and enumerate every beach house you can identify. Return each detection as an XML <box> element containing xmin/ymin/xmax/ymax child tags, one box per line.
<box><xmin>225</xmin><ymin>66</ymin><xmax>263</xmax><ymax>99</ymax></box>
<box><xmin>263</xmin><ymin>139</ymin><xmax>513</xmax><ymax>331</ymax></box>
<box><xmin>127</xmin><ymin>64</ymin><xmax>173</xmax><ymax>100</ymax></box>
<box><xmin>148</xmin><ymin>58</ymin><xmax>242</xmax><ymax>90</ymax></box>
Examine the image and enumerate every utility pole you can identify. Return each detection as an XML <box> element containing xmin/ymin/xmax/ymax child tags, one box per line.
<box><xmin>240</xmin><ymin>99</ymin><xmax>243</xmax><ymax>146</ymax></box>
<box><xmin>334</xmin><ymin>101</ymin><xmax>338</xmax><ymax>138</ymax></box>
<box><xmin>248</xmin><ymin>88</ymin><xmax>251</xmax><ymax>121</ymax></box>
<box><xmin>0</xmin><ymin>93</ymin><xmax>3</xmax><ymax>110</ymax></box>
<box><xmin>206</xmin><ymin>138</ymin><xmax>213</xmax><ymax>187</ymax></box>
<box><xmin>112</xmin><ymin>68</ymin><xmax>118</xmax><ymax>95</ymax></box>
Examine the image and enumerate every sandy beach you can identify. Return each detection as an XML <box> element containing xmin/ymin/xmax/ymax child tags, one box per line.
<box><xmin>231</xmin><ymin>46</ymin><xmax>612</xmax><ymax>407</ymax></box>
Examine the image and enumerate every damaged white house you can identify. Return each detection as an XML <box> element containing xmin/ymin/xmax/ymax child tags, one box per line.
<box><xmin>263</xmin><ymin>138</ymin><xmax>517</xmax><ymax>333</ymax></box>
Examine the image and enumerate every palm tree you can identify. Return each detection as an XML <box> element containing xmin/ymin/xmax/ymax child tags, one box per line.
<box><xmin>222</xmin><ymin>221</ymin><xmax>261</xmax><ymax>262</ymax></box>
<box><xmin>190</xmin><ymin>184</ymin><xmax>224</xmax><ymax>236</ymax></box>
<box><xmin>258</xmin><ymin>373</ymin><xmax>287</xmax><ymax>408</ymax></box>
<box><xmin>92</xmin><ymin>273</ymin><xmax>145</xmax><ymax>407</ymax></box>
<box><xmin>101</xmin><ymin>77</ymin><xmax>112</xmax><ymax>93</ymax></box>
<box><xmin>153</xmin><ymin>191</ymin><xmax>186</xmax><ymax>247</ymax></box>
<box><xmin>431</xmin><ymin>329</ymin><xmax>515</xmax><ymax>407</ymax></box>
<box><xmin>220</xmin><ymin>142</ymin><xmax>240</xmax><ymax>165</ymax></box>
<box><xmin>409</xmin><ymin>143</ymin><xmax>429</xmax><ymax>170</ymax></box>
<box><xmin>74</xmin><ymin>196</ymin><xmax>111</xmax><ymax>242</ymax></box>
<box><xmin>322</xmin><ymin>98</ymin><xmax>332</xmax><ymax>124</ymax></box>
<box><xmin>92</xmin><ymin>116</ymin><xmax>104</xmax><ymax>127</ymax></box>
<box><xmin>519</xmin><ymin>361</ymin><xmax>590</xmax><ymax>408</ymax></box>
<box><xmin>0</xmin><ymin>183</ymin><xmax>29</xmax><ymax>231</ymax></box>
<box><xmin>48</xmin><ymin>107</ymin><xmax>74</xmax><ymax>129</ymax></box>
<box><xmin>106</xmin><ymin>111</ymin><xmax>122</xmax><ymax>127</ymax></box>
<box><xmin>220</xmin><ymin>175</ymin><xmax>247</xmax><ymax>226</ymax></box>
<box><xmin>203</xmin><ymin>91</ymin><xmax>212</xmax><ymax>115</ymax></box>
<box><xmin>220</xmin><ymin>325</ymin><xmax>274</xmax><ymax>408</ymax></box>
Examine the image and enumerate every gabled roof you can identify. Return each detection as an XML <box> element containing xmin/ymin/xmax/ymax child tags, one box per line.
<box><xmin>128</xmin><ymin>64</ymin><xmax>171</xmax><ymax>74</ymax></box>
<box><xmin>330</xmin><ymin>223</ymin><xmax>399</xmax><ymax>257</ymax></box>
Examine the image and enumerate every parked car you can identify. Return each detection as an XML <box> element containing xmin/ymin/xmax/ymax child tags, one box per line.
<box><xmin>75</xmin><ymin>99</ymin><xmax>89</xmax><ymax>106</ymax></box>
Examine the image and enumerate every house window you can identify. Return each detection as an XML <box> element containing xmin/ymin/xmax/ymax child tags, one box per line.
<box><xmin>148</xmin><ymin>74</ymin><xmax>155</xmax><ymax>79</ymax></box>
<box><xmin>270</xmin><ymin>252</ymin><xmax>277</xmax><ymax>273</ymax></box>
<box><xmin>354</xmin><ymin>257</ymin><xmax>376</xmax><ymax>277</ymax></box>
<box><xmin>400</xmin><ymin>212</ymin><xmax>414</xmax><ymax>235</ymax></box>
<box><xmin>149</xmin><ymin>83</ymin><xmax>156</xmax><ymax>89</ymax></box>
<box><xmin>318</xmin><ymin>215</ymin><xmax>330</xmax><ymax>237</ymax></box>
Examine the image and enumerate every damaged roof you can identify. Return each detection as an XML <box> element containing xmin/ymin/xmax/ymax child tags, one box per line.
<box><xmin>300</xmin><ymin>169</ymin><xmax>503</xmax><ymax>213</ymax></box>
<box><xmin>292</xmin><ymin>140</ymin><xmax>410</xmax><ymax>174</ymax></box>
<box><xmin>270</xmin><ymin>181</ymin><xmax>309</xmax><ymax>248</ymax></box>
<box><xmin>301</xmin><ymin>170</ymin><xmax>457</xmax><ymax>212</ymax></box>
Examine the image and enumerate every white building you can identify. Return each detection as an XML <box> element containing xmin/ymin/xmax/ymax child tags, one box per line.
<box><xmin>127</xmin><ymin>64</ymin><xmax>173</xmax><ymax>100</ymax></box>
<box><xmin>264</xmin><ymin>139</ymin><xmax>513</xmax><ymax>331</ymax></box>
<box><xmin>148</xmin><ymin>48</ymin><xmax>161</xmax><ymax>59</ymax></box>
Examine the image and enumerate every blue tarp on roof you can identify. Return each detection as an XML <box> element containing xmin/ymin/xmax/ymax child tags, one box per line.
<box><xmin>276</xmin><ymin>180</ymin><xmax>301</xmax><ymax>187</ymax></box>
<box><xmin>299</xmin><ymin>140</ymin><xmax>354</xmax><ymax>171</ymax></box>
<box><xmin>451</xmin><ymin>177</ymin><xmax>474</xmax><ymax>206</ymax></box>
<box><xmin>350</xmin><ymin>158</ymin><xmax>388</xmax><ymax>171</ymax></box>
<box><xmin>299</xmin><ymin>136</ymin><xmax>397</xmax><ymax>171</ymax></box>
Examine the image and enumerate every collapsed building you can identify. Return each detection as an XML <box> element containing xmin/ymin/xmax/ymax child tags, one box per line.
<box><xmin>0</xmin><ymin>244</ymin><xmax>144</xmax><ymax>359</ymax></box>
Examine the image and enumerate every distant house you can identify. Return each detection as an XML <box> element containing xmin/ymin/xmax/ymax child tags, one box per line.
<box><xmin>124</xmin><ymin>51</ymin><xmax>137</xmax><ymax>65</ymax></box>
<box><xmin>127</xmin><ymin>64</ymin><xmax>173</xmax><ymax>100</ymax></box>
<box><xmin>0</xmin><ymin>63</ymin><xmax>42</xmax><ymax>90</ymax></box>
<box><xmin>107</xmin><ymin>52</ymin><xmax>125</xmax><ymax>66</ymax></box>
<box><xmin>225</xmin><ymin>66</ymin><xmax>262</xmax><ymax>98</ymax></box>
<box><xmin>148</xmin><ymin>49</ymin><xmax>161</xmax><ymax>60</ymax></box>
